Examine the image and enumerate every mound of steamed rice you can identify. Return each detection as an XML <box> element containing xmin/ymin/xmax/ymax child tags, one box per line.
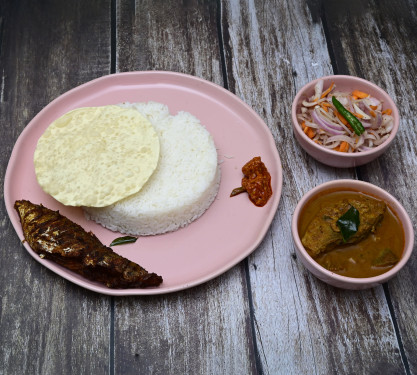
<box><xmin>83</xmin><ymin>101</ymin><xmax>221</xmax><ymax>236</ymax></box>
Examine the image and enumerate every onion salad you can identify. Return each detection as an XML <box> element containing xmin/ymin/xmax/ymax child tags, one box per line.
<box><xmin>297</xmin><ymin>80</ymin><xmax>394</xmax><ymax>153</ymax></box>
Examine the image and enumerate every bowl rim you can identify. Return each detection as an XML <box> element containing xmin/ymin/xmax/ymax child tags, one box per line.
<box><xmin>292</xmin><ymin>179</ymin><xmax>414</xmax><ymax>285</ymax></box>
<box><xmin>291</xmin><ymin>75</ymin><xmax>400</xmax><ymax>158</ymax></box>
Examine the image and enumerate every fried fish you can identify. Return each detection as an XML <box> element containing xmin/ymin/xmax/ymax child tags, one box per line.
<box><xmin>14</xmin><ymin>200</ymin><xmax>163</xmax><ymax>288</ymax></box>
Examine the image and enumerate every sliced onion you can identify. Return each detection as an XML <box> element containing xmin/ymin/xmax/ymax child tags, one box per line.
<box><xmin>382</xmin><ymin>114</ymin><xmax>393</xmax><ymax>126</ymax></box>
<box><xmin>357</xmin><ymin>101</ymin><xmax>367</xmax><ymax>112</ymax></box>
<box><xmin>322</xmin><ymin>142</ymin><xmax>340</xmax><ymax>149</ymax></box>
<box><xmin>312</xmin><ymin>109</ymin><xmax>344</xmax><ymax>131</ymax></box>
<box><xmin>334</xmin><ymin>94</ymin><xmax>349</xmax><ymax>107</ymax></box>
<box><xmin>364</xmin><ymin>132</ymin><xmax>377</xmax><ymax>140</ymax></box>
<box><xmin>311</xmin><ymin>111</ymin><xmax>345</xmax><ymax>135</ymax></box>
<box><xmin>385</xmin><ymin>122</ymin><xmax>393</xmax><ymax>133</ymax></box>
<box><xmin>374</xmin><ymin>134</ymin><xmax>390</xmax><ymax>145</ymax></box>
<box><xmin>302</xmin><ymin>98</ymin><xmax>328</xmax><ymax>107</ymax></box>
<box><xmin>317</xmin><ymin>111</ymin><xmax>353</xmax><ymax>135</ymax></box>
<box><xmin>371</xmin><ymin>112</ymin><xmax>383</xmax><ymax>129</ymax></box>
<box><xmin>353</xmin><ymin>103</ymin><xmax>371</xmax><ymax>120</ymax></box>
<box><xmin>317</xmin><ymin>109</ymin><xmax>343</xmax><ymax>128</ymax></box>
<box><xmin>304</xmin><ymin>120</ymin><xmax>319</xmax><ymax>129</ymax></box>
<box><xmin>356</xmin><ymin>135</ymin><xmax>365</xmax><ymax>148</ymax></box>
<box><xmin>313</xmin><ymin>80</ymin><xmax>324</xmax><ymax>101</ymax></box>
<box><xmin>368</xmin><ymin>97</ymin><xmax>381</xmax><ymax>107</ymax></box>
<box><xmin>302</xmin><ymin>100</ymin><xmax>318</xmax><ymax>107</ymax></box>
<box><xmin>326</xmin><ymin>135</ymin><xmax>354</xmax><ymax>144</ymax></box>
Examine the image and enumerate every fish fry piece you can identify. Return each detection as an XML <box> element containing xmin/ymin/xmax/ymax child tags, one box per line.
<box><xmin>14</xmin><ymin>200</ymin><xmax>163</xmax><ymax>289</ymax></box>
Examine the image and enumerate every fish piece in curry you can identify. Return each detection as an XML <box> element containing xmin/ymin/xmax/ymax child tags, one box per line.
<box><xmin>302</xmin><ymin>195</ymin><xmax>386</xmax><ymax>257</ymax></box>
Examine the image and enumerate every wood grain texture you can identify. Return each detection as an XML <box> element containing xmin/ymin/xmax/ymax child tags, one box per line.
<box><xmin>116</xmin><ymin>0</ymin><xmax>222</xmax><ymax>81</ymax></box>
<box><xmin>324</xmin><ymin>0</ymin><xmax>417</xmax><ymax>372</ymax></box>
<box><xmin>1</xmin><ymin>0</ymin><xmax>416</xmax><ymax>374</ymax></box>
<box><xmin>114</xmin><ymin>271</ymin><xmax>256</xmax><ymax>375</ymax></box>
<box><xmin>221</xmin><ymin>0</ymin><xmax>407</xmax><ymax>374</ymax></box>
<box><xmin>114</xmin><ymin>1</ymin><xmax>256</xmax><ymax>374</ymax></box>
<box><xmin>0</xmin><ymin>1</ymin><xmax>112</xmax><ymax>374</ymax></box>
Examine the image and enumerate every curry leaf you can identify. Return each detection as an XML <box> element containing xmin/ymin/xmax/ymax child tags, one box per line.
<box><xmin>110</xmin><ymin>236</ymin><xmax>138</xmax><ymax>246</ymax></box>
<box><xmin>336</xmin><ymin>206</ymin><xmax>360</xmax><ymax>242</ymax></box>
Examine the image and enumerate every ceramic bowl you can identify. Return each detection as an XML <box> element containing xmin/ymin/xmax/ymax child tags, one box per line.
<box><xmin>291</xmin><ymin>75</ymin><xmax>400</xmax><ymax>168</ymax></box>
<box><xmin>291</xmin><ymin>179</ymin><xmax>414</xmax><ymax>290</ymax></box>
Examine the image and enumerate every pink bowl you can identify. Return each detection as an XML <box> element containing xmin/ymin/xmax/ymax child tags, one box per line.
<box><xmin>291</xmin><ymin>179</ymin><xmax>414</xmax><ymax>289</ymax></box>
<box><xmin>291</xmin><ymin>75</ymin><xmax>400</xmax><ymax>168</ymax></box>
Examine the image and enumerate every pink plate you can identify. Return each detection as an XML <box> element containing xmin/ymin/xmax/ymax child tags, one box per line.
<box><xmin>4</xmin><ymin>71</ymin><xmax>283</xmax><ymax>296</ymax></box>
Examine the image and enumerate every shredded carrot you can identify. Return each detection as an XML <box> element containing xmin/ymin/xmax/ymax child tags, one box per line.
<box><xmin>339</xmin><ymin>141</ymin><xmax>349</xmax><ymax>152</ymax></box>
<box><xmin>304</xmin><ymin>126</ymin><xmax>315</xmax><ymax>138</ymax></box>
<box><xmin>370</xmin><ymin>105</ymin><xmax>378</xmax><ymax>110</ymax></box>
<box><xmin>382</xmin><ymin>108</ymin><xmax>392</xmax><ymax>115</ymax></box>
<box><xmin>352</xmin><ymin>95</ymin><xmax>358</xmax><ymax>100</ymax></box>
<box><xmin>352</xmin><ymin>90</ymin><xmax>369</xmax><ymax>99</ymax></box>
<box><xmin>336</xmin><ymin>111</ymin><xmax>348</xmax><ymax>125</ymax></box>
<box><xmin>301</xmin><ymin>121</ymin><xmax>307</xmax><ymax>130</ymax></box>
<box><xmin>370</xmin><ymin>110</ymin><xmax>376</xmax><ymax>117</ymax></box>
<box><xmin>353</xmin><ymin>112</ymin><xmax>364</xmax><ymax>119</ymax></box>
<box><xmin>320</xmin><ymin>82</ymin><xmax>335</xmax><ymax>99</ymax></box>
<box><xmin>320</xmin><ymin>102</ymin><xmax>332</xmax><ymax>112</ymax></box>
<box><xmin>335</xmin><ymin>111</ymin><xmax>354</xmax><ymax>131</ymax></box>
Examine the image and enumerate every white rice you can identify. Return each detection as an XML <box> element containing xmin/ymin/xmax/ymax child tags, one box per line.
<box><xmin>83</xmin><ymin>101</ymin><xmax>221</xmax><ymax>236</ymax></box>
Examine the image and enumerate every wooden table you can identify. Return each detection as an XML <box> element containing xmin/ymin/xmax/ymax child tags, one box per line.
<box><xmin>1</xmin><ymin>1</ymin><xmax>416</xmax><ymax>374</ymax></box>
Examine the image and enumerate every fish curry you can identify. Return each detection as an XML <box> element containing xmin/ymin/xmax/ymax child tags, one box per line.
<box><xmin>299</xmin><ymin>190</ymin><xmax>404</xmax><ymax>278</ymax></box>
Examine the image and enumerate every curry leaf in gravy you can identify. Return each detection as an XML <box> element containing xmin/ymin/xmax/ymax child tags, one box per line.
<box><xmin>110</xmin><ymin>236</ymin><xmax>138</xmax><ymax>246</ymax></box>
<box><xmin>336</xmin><ymin>206</ymin><xmax>360</xmax><ymax>242</ymax></box>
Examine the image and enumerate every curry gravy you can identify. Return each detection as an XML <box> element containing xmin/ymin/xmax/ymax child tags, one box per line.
<box><xmin>299</xmin><ymin>190</ymin><xmax>405</xmax><ymax>278</ymax></box>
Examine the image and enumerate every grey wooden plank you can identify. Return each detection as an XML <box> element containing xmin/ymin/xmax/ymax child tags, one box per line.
<box><xmin>116</xmin><ymin>0</ymin><xmax>222</xmax><ymax>79</ymax></box>
<box><xmin>0</xmin><ymin>1</ymin><xmax>112</xmax><ymax>374</ymax></box>
<box><xmin>114</xmin><ymin>1</ymin><xmax>256</xmax><ymax>374</ymax></box>
<box><xmin>324</xmin><ymin>0</ymin><xmax>417</xmax><ymax>372</ymax></box>
<box><xmin>221</xmin><ymin>0</ymin><xmax>406</xmax><ymax>374</ymax></box>
<box><xmin>114</xmin><ymin>271</ymin><xmax>256</xmax><ymax>375</ymax></box>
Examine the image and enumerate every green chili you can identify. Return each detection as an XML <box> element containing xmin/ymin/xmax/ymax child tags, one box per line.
<box><xmin>332</xmin><ymin>96</ymin><xmax>365</xmax><ymax>136</ymax></box>
<box><xmin>110</xmin><ymin>236</ymin><xmax>138</xmax><ymax>246</ymax></box>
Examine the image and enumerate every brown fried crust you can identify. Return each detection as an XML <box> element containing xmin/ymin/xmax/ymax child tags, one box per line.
<box><xmin>14</xmin><ymin>200</ymin><xmax>162</xmax><ymax>288</ymax></box>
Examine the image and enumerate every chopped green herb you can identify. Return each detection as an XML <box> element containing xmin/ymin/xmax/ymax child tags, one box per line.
<box><xmin>110</xmin><ymin>236</ymin><xmax>138</xmax><ymax>246</ymax></box>
<box><xmin>336</xmin><ymin>206</ymin><xmax>360</xmax><ymax>242</ymax></box>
